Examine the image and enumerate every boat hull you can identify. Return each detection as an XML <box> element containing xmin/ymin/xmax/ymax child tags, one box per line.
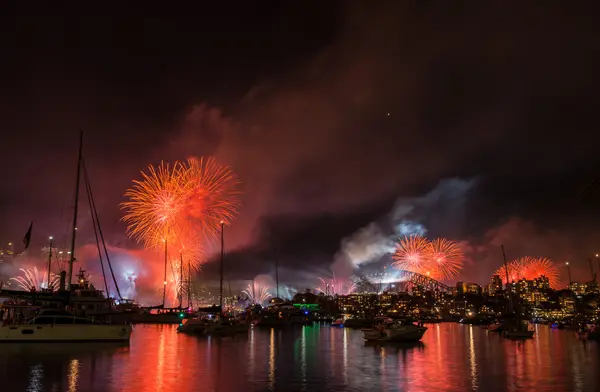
<box><xmin>363</xmin><ymin>325</ymin><xmax>427</xmax><ymax>343</ymax></box>
<box><xmin>504</xmin><ymin>330</ymin><xmax>534</xmax><ymax>339</ymax></box>
<box><xmin>0</xmin><ymin>324</ymin><xmax>132</xmax><ymax>342</ymax></box>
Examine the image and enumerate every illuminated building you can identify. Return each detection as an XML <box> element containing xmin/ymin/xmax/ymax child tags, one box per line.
<box><xmin>466</xmin><ymin>283</ymin><xmax>482</xmax><ymax>296</ymax></box>
<box><xmin>487</xmin><ymin>275</ymin><xmax>503</xmax><ymax>296</ymax></box>
<box><xmin>456</xmin><ymin>282</ymin><xmax>466</xmax><ymax>296</ymax></box>
<box><xmin>568</xmin><ymin>282</ymin><xmax>586</xmax><ymax>295</ymax></box>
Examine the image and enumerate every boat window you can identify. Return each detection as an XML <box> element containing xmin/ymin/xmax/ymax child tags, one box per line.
<box><xmin>21</xmin><ymin>330</ymin><xmax>34</xmax><ymax>334</ymax></box>
<box><xmin>29</xmin><ymin>316</ymin><xmax>94</xmax><ymax>325</ymax></box>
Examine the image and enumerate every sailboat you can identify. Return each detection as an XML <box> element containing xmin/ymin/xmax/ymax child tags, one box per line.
<box><xmin>134</xmin><ymin>242</ymin><xmax>193</xmax><ymax>324</ymax></box>
<box><xmin>0</xmin><ymin>131</ymin><xmax>133</xmax><ymax>341</ymax></box>
<box><xmin>499</xmin><ymin>245</ymin><xmax>534</xmax><ymax>339</ymax></box>
<box><xmin>178</xmin><ymin>222</ymin><xmax>248</xmax><ymax>335</ymax></box>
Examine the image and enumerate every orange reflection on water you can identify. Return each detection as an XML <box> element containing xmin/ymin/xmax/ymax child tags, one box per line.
<box><xmin>3</xmin><ymin>322</ymin><xmax>600</xmax><ymax>391</ymax></box>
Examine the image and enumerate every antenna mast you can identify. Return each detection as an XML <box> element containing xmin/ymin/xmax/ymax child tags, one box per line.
<box><xmin>67</xmin><ymin>130</ymin><xmax>83</xmax><ymax>290</ymax></box>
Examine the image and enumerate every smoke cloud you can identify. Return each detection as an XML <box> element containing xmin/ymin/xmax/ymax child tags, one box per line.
<box><xmin>330</xmin><ymin>178</ymin><xmax>476</xmax><ymax>277</ymax></box>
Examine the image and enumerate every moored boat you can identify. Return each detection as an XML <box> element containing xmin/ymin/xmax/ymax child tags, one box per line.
<box><xmin>362</xmin><ymin>318</ymin><xmax>427</xmax><ymax>343</ymax></box>
<box><xmin>0</xmin><ymin>308</ymin><xmax>132</xmax><ymax>342</ymax></box>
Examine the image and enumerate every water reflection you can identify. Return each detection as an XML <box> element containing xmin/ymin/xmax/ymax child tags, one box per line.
<box><xmin>0</xmin><ymin>323</ymin><xmax>598</xmax><ymax>391</ymax></box>
<box><xmin>269</xmin><ymin>328</ymin><xmax>276</xmax><ymax>390</ymax></box>
<box><xmin>468</xmin><ymin>326</ymin><xmax>478</xmax><ymax>390</ymax></box>
<box><xmin>68</xmin><ymin>359</ymin><xmax>80</xmax><ymax>392</ymax></box>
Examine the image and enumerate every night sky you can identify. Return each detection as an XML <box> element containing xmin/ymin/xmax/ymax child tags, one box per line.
<box><xmin>2</xmin><ymin>2</ymin><xmax>600</xmax><ymax>287</ymax></box>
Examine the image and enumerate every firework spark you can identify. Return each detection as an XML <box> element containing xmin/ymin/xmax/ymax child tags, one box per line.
<box><xmin>9</xmin><ymin>267</ymin><xmax>59</xmax><ymax>291</ymax></box>
<box><xmin>120</xmin><ymin>157</ymin><xmax>241</xmax><ymax>271</ymax></box>
<box><xmin>121</xmin><ymin>161</ymin><xmax>190</xmax><ymax>247</ymax></box>
<box><xmin>392</xmin><ymin>235</ymin><xmax>430</xmax><ymax>271</ymax></box>
<box><xmin>243</xmin><ymin>283</ymin><xmax>271</xmax><ymax>304</ymax></box>
<box><xmin>317</xmin><ymin>275</ymin><xmax>357</xmax><ymax>296</ymax></box>
<box><xmin>392</xmin><ymin>236</ymin><xmax>464</xmax><ymax>281</ymax></box>
<box><xmin>423</xmin><ymin>238</ymin><xmax>464</xmax><ymax>280</ymax></box>
<box><xmin>494</xmin><ymin>256</ymin><xmax>560</xmax><ymax>288</ymax></box>
<box><xmin>181</xmin><ymin>157</ymin><xmax>241</xmax><ymax>240</ymax></box>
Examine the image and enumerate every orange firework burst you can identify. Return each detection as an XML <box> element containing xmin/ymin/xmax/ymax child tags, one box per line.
<box><xmin>121</xmin><ymin>157</ymin><xmax>241</xmax><ymax>270</ymax></box>
<box><xmin>179</xmin><ymin>157</ymin><xmax>241</xmax><ymax>240</ymax></box>
<box><xmin>495</xmin><ymin>256</ymin><xmax>559</xmax><ymax>288</ymax></box>
<box><xmin>392</xmin><ymin>235</ymin><xmax>429</xmax><ymax>271</ymax></box>
<box><xmin>121</xmin><ymin>161</ymin><xmax>189</xmax><ymax>247</ymax></box>
<box><xmin>392</xmin><ymin>236</ymin><xmax>464</xmax><ymax>281</ymax></box>
<box><xmin>424</xmin><ymin>238</ymin><xmax>464</xmax><ymax>280</ymax></box>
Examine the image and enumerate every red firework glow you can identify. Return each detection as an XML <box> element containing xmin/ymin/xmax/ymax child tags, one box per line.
<box><xmin>392</xmin><ymin>235</ymin><xmax>429</xmax><ymax>271</ymax></box>
<box><xmin>392</xmin><ymin>235</ymin><xmax>464</xmax><ymax>281</ymax></box>
<box><xmin>120</xmin><ymin>157</ymin><xmax>241</xmax><ymax>270</ymax></box>
<box><xmin>494</xmin><ymin>256</ymin><xmax>560</xmax><ymax>288</ymax></box>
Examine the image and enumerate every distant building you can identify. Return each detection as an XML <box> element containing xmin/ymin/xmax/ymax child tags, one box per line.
<box><xmin>456</xmin><ymin>282</ymin><xmax>466</xmax><ymax>296</ymax></box>
<box><xmin>568</xmin><ymin>282</ymin><xmax>586</xmax><ymax>296</ymax></box>
<box><xmin>487</xmin><ymin>275</ymin><xmax>503</xmax><ymax>296</ymax></box>
<box><xmin>466</xmin><ymin>283</ymin><xmax>482</xmax><ymax>296</ymax></box>
<box><xmin>533</xmin><ymin>276</ymin><xmax>550</xmax><ymax>290</ymax></box>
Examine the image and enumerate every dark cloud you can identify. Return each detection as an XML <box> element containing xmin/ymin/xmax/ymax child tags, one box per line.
<box><xmin>1</xmin><ymin>2</ymin><xmax>599</xmax><ymax>288</ymax></box>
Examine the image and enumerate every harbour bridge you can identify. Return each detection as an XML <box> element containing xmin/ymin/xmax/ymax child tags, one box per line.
<box><xmin>353</xmin><ymin>269</ymin><xmax>452</xmax><ymax>294</ymax></box>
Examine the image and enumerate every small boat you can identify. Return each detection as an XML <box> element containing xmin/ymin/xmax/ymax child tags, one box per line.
<box><xmin>203</xmin><ymin>319</ymin><xmax>249</xmax><ymax>335</ymax></box>
<box><xmin>178</xmin><ymin>312</ymin><xmax>248</xmax><ymax>335</ymax></box>
<box><xmin>362</xmin><ymin>318</ymin><xmax>427</xmax><ymax>343</ymax></box>
<box><xmin>576</xmin><ymin>324</ymin><xmax>599</xmax><ymax>340</ymax></box>
<box><xmin>0</xmin><ymin>309</ymin><xmax>132</xmax><ymax>342</ymax></box>
<box><xmin>344</xmin><ymin>317</ymin><xmax>374</xmax><ymax>329</ymax></box>
<box><xmin>330</xmin><ymin>318</ymin><xmax>344</xmax><ymax>327</ymax></box>
<box><xmin>504</xmin><ymin>330</ymin><xmax>534</xmax><ymax>339</ymax></box>
<box><xmin>503</xmin><ymin>318</ymin><xmax>534</xmax><ymax>339</ymax></box>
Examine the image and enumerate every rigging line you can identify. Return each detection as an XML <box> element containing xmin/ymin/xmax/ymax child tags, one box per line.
<box><xmin>84</xmin><ymin>162</ymin><xmax>110</xmax><ymax>297</ymax></box>
<box><xmin>83</xmin><ymin>159</ymin><xmax>123</xmax><ymax>300</ymax></box>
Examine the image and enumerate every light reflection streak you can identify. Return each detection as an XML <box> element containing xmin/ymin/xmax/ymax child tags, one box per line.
<box><xmin>301</xmin><ymin>326</ymin><xmax>307</xmax><ymax>389</ymax></box>
<box><xmin>27</xmin><ymin>364</ymin><xmax>43</xmax><ymax>392</ymax></box>
<box><xmin>68</xmin><ymin>359</ymin><xmax>80</xmax><ymax>392</ymax></box>
<box><xmin>156</xmin><ymin>327</ymin><xmax>165</xmax><ymax>390</ymax></box>
<box><xmin>343</xmin><ymin>327</ymin><xmax>348</xmax><ymax>384</ymax></box>
<box><xmin>248</xmin><ymin>327</ymin><xmax>256</xmax><ymax>382</ymax></box>
<box><xmin>269</xmin><ymin>328</ymin><xmax>276</xmax><ymax>390</ymax></box>
<box><xmin>468</xmin><ymin>326</ymin><xmax>478</xmax><ymax>390</ymax></box>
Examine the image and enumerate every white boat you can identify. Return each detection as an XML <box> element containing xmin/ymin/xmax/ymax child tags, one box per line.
<box><xmin>363</xmin><ymin>319</ymin><xmax>427</xmax><ymax>343</ymax></box>
<box><xmin>0</xmin><ymin>313</ymin><xmax>132</xmax><ymax>342</ymax></box>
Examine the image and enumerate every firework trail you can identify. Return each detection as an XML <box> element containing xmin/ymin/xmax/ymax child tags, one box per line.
<box><xmin>121</xmin><ymin>157</ymin><xmax>241</xmax><ymax>271</ymax></box>
<box><xmin>317</xmin><ymin>275</ymin><xmax>357</xmax><ymax>295</ymax></box>
<box><xmin>494</xmin><ymin>256</ymin><xmax>560</xmax><ymax>288</ymax></box>
<box><xmin>9</xmin><ymin>267</ymin><xmax>59</xmax><ymax>291</ymax></box>
<box><xmin>243</xmin><ymin>283</ymin><xmax>271</xmax><ymax>305</ymax></box>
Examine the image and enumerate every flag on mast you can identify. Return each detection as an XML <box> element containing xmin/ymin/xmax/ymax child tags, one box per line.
<box><xmin>23</xmin><ymin>222</ymin><xmax>33</xmax><ymax>250</ymax></box>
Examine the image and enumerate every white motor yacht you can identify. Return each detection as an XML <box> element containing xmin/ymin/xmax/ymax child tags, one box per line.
<box><xmin>363</xmin><ymin>318</ymin><xmax>427</xmax><ymax>343</ymax></box>
<box><xmin>0</xmin><ymin>309</ymin><xmax>132</xmax><ymax>342</ymax></box>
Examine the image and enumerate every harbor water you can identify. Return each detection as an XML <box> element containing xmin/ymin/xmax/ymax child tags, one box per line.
<box><xmin>0</xmin><ymin>323</ymin><xmax>598</xmax><ymax>392</ymax></box>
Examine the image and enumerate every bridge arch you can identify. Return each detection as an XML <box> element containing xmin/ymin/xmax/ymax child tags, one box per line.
<box><xmin>353</xmin><ymin>269</ymin><xmax>452</xmax><ymax>294</ymax></box>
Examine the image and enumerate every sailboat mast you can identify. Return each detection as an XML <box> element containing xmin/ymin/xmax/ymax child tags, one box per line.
<box><xmin>67</xmin><ymin>130</ymin><xmax>83</xmax><ymax>291</ymax></box>
<box><xmin>179</xmin><ymin>252</ymin><xmax>183</xmax><ymax>308</ymax></box>
<box><xmin>219</xmin><ymin>221</ymin><xmax>224</xmax><ymax>312</ymax></box>
<box><xmin>187</xmin><ymin>259</ymin><xmax>192</xmax><ymax>309</ymax></box>
<box><xmin>501</xmin><ymin>245</ymin><xmax>513</xmax><ymax>313</ymax></box>
<box><xmin>46</xmin><ymin>236</ymin><xmax>53</xmax><ymax>289</ymax></box>
<box><xmin>162</xmin><ymin>239</ymin><xmax>167</xmax><ymax>307</ymax></box>
<box><xmin>275</xmin><ymin>259</ymin><xmax>279</xmax><ymax>299</ymax></box>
